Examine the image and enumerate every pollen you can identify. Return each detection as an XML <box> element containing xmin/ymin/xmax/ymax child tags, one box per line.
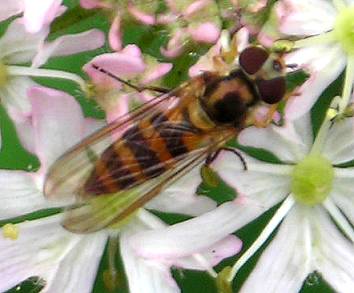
<box><xmin>2</xmin><ymin>223</ymin><xmax>19</xmax><ymax>240</ymax></box>
<box><xmin>333</xmin><ymin>5</ymin><xmax>354</xmax><ymax>56</ymax></box>
<box><xmin>0</xmin><ymin>61</ymin><xmax>9</xmax><ymax>87</ymax></box>
<box><xmin>291</xmin><ymin>154</ymin><xmax>334</xmax><ymax>206</ymax></box>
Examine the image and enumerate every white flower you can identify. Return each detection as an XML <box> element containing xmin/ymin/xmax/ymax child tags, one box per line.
<box><xmin>0</xmin><ymin>19</ymin><xmax>104</xmax><ymax>130</ymax></box>
<box><xmin>277</xmin><ymin>0</ymin><xmax>354</xmax><ymax>119</ymax></box>
<box><xmin>0</xmin><ymin>215</ymin><xmax>108</xmax><ymax>293</ymax></box>
<box><xmin>0</xmin><ymin>86</ymin><xmax>241</xmax><ymax>292</ymax></box>
<box><xmin>131</xmin><ymin>111</ymin><xmax>354</xmax><ymax>292</ymax></box>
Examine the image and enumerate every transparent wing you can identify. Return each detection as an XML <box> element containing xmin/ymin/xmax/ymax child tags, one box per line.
<box><xmin>62</xmin><ymin>148</ymin><xmax>207</xmax><ymax>233</ymax></box>
<box><xmin>62</xmin><ymin>130</ymin><xmax>234</xmax><ymax>233</ymax></box>
<box><xmin>44</xmin><ymin>90</ymin><xmax>182</xmax><ymax>200</ymax></box>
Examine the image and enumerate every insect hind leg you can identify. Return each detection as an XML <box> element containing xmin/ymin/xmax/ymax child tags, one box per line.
<box><xmin>206</xmin><ymin>147</ymin><xmax>247</xmax><ymax>170</ymax></box>
<box><xmin>91</xmin><ymin>64</ymin><xmax>170</xmax><ymax>94</ymax></box>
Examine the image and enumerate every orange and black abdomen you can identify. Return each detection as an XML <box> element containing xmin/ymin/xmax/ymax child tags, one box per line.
<box><xmin>84</xmin><ymin>111</ymin><xmax>202</xmax><ymax>195</ymax></box>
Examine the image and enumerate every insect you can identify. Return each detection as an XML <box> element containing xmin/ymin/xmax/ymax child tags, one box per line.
<box><xmin>44</xmin><ymin>44</ymin><xmax>292</xmax><ymax>233</ymax></box>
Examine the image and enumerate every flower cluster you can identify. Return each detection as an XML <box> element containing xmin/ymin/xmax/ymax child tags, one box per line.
<box><xmin>0</xmin><ymin>0</ymin><xmax>353</xmax><ymax>293</ymax></box>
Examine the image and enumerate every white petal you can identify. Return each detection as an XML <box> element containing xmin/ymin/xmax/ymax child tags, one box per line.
<box><xmin>330</xmin><ymin>173</ymin><xmax>354</xmax><ymax>225</ymax></box>
<box><xmin>11</xmin><ymin>113</ymin><xmax>35</xmax><ymax>154</ymax></box>
<box><xmin>285</xmin><ymin>45</ymin><xmax>346</xmax><ymax>120</ymax></box>
<box><xmin>322</xmin><ymin>117</ymin><xmax>354</xmax><ymax>164</ymax></box>
<box><xmin>43</xmin><ymin>229</ymin><xmax>107</xmax><ymax>293</ymax></box>
<box><xmin>32</xmin><ymin>29</ymin><xmax>105</xmax><ymax>67</ymax></box>
<box><xmin>0</xmin><ymin>170</ymin><xmax>55</xmax><ymax>219</ymax></box>
<box><xmin>147</xmin><ymin>165</ymin><xmax>216</xmax><ymax>216</ymax></box>
<box><xmin>133</xmin><ymin>210</ymin><xmax>241</xmax><ymax>273</ymax></box>
<box><xmin>83</xmin><ymin>117</ymin><xmax>105</xmax><ymax>137</ymax></box>
<box><xmin>23</xmin><ymin>0</ymin><xmax>64</xmax><ymax>33</ymax></box>
<box><xmin>174</xmin><ymin>235</ymin><xmax>242</xmax><ymax>270</ymax></box>
<box><xmin>238</xmin><ymin>113</ymin><xmax>312</xmax><ymax>162</ymax></box>
<box><xmin>130</xmin><ymin>201</ymin><xmax>266</xmax><ymax>259</ymax></box>
<box><xmin>213</xmin><ymin>151</ymin><xmax>291</xmax><ymax>206</ymax></box>
<box><xmin>0</xmin><ymin>76</ymin><xmax>36</xmax><ymax>118</ymax></box>
<box><xmin>279</xmin><ymin>0</ymin><xmax>336</xmax><ymax>36</ymax></box>
<box><xmin>0</xmin><ymin>215</ymin><xmax>107</xmax><ymax>293</ymax></box>
<box><xmin>120</xmin><ymin>223</ymin><xmax>180</xmax><ymax>293</ymax></box>
<box><xmin>28</xmin><ymin>87</ymin><xmax>86</xmax><ymax>169</ymax></box>
<box><xmin>241</xmin><ymin>207</ymin><xmax>310</xmax><ymax>293</ymax></box>
<box><xmin>0</xmin><ymin>19</ymin><xmax>47</xmax><ymax>63</ymax></box>
<box><xmin>310</xmin><ymin>208</ymin><xmax>354</xmax><ymax>292</ymax></box>
<box><xmin>0</xmin><ymin>1</ymin><xmax>22</xmax><ymax>22</ymax></box>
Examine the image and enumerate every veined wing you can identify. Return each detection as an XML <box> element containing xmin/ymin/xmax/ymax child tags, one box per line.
<box><xmin>62</xmin><ymin>130</ymin><xmax>234</xmax><ymax>233</ymax></box>
<box><xmin>44</xmin><ymin>89</ymin><xmax>183</xmax><ymax>200</ymax></box>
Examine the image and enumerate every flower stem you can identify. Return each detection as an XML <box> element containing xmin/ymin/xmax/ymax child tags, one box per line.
<box><xmin>7</xmin><ymin>65</ymin><xmax>88</xmax><ymax>93</ymax></box>
<box><xmin>227</xmin><ymin>195</ymin><xmax>295</xmax><ymax>282</ymax></box>
<box><xmin>108</xmin><ymin>236</ymin><xmax>119</xmax><ymax>284</ymax></box>
<box><xmin>323</xmin><ymin>198</ymin><xmax>354</xmax><ymax>243</ymax></box>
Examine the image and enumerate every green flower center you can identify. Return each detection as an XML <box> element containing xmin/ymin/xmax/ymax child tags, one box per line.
<box><xmin>291</xmin><ymin>154</ymin><xmax>334</xmax><ymax>206</ymax></box>
<box><xmin>333</xmin><ymin>5</ymin><xmax>354</xmax><ymax>55</ymax></box>
<box><xmin>0</xmin><ymin>61</ymin><xmax>8</xmax><ymax>87</ymax></box>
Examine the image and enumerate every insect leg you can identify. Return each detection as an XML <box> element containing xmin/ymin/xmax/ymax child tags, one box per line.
<box><xmin>206</xmin><ymin>147</ymin><xmax>247</xmax><ymax>170</ymax></box>
<box><xmin>91</xmin><ymin>64</ymin><xmax>170</xmax><ymax>94</ymax></box>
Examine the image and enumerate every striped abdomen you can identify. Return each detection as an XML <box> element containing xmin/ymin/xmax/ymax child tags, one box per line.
<box><xmin>84</xmin><ymin>111</ymin><xmax>206</xmax><ymax>195</ymax></box>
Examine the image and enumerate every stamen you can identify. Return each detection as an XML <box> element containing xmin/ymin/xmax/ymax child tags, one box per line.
<box><xmin>7</xmin><ymin>66</ymin><xmax>88</xmax><ymax>93</ymax></box>
<box><xmin>227</xmin><ymin>196</ymin><xmax>295</xmax><ymax>282</ymax></box>
<box><xmin>338</xmin><ymin>56</ymin><xmax>354</xmax><ymax>113</ymax></box>
<box><xmin>310</xmin><ymin>101</ymin><xmax>336</xmax><ymax>155</ymax></box>
<box><xmin>323</xmin><ymin>198</ymin><xmax>354</xmax><ymax>243</ymax></box>
<box><xmin>332</xmin><ymin>0</ymin><xmax>347</xmax><ymax>11</ymax></box>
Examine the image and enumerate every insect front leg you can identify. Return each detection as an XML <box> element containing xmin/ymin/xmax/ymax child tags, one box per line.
<box><xmin>206</xmin><ymin>147</ymin><xmax>247</xmax><ymax>170</ymax></box>
<box><xmin>252</xmin><ymin>103</ymin><xmax>280</xmax><ymax>128</ymax></box>
<box><xmin>249</xmin><ymin>89</ymin><xmax>301</xmax><ymax>128</ymax></box>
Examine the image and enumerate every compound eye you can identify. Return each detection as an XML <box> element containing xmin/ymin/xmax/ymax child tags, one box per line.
<box><xmin>256</xmin><ymin>77</ymin><xmax>286</xmax><ymax>104</ymax></box>
<box><xmin>239</xmin><ymin>46</ymin><xmax>269</xmax><ymax>75</ymax></box>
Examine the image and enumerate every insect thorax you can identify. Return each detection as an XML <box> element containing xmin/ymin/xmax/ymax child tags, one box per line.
<box><xmin>198</xmin><ymin>70</ymin><xmax>259</xmax><ymax>128</ymax></box>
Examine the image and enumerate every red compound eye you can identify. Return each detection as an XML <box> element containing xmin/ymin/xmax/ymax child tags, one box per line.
<box><xmin>256</xmin><ymin>77</ymin><xmax>286</xmax><ymax>104</ymax></box>
<box><xmin>239</xmin><ymin>46</ymin><xmax>269</xmax><ymax>75</ymax></box>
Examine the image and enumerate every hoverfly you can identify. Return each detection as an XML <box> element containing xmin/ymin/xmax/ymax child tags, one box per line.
<box><xmin>44</xmin><ymin>44</ymin><xmax>291</xmax><ymax>233</ymax></box>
